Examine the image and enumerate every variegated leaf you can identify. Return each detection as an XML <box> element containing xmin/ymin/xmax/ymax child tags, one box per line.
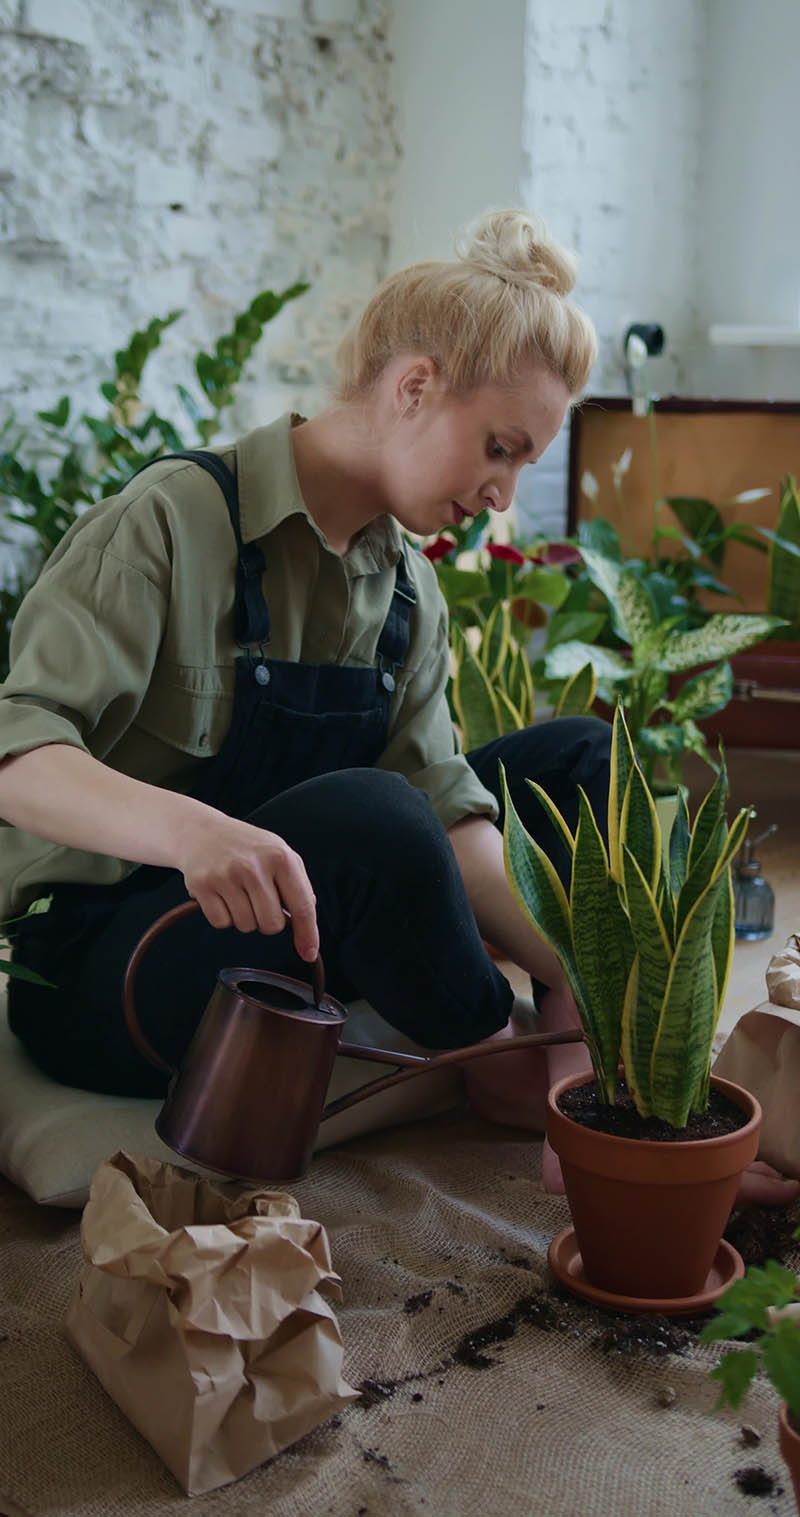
<box><xmin>669</xmin><ymin>661</ymin><xmax>733</xmax><ymax>723</ymax></box>
<box><xmin>620</xmin><ymin>762</ymin><xmax>663</xmax><ymax>896</ymax></box>
<box><xmin>544</xmin><ymin>639</ymin><xmax>632</xmax><ymax>684</ymax></box>
<box><xmin>608</xmin><ymin>703</ymin><xmax>636</xmax><ymax>882</ymax></box>
<box><xmin>451</xmin><ymin>627</ymin><xmax>503</xmax><ymax>749</ymax></box>
<box><xmin>501</xmin><ymin>767</ymin><xmax>579</xmax><ymax>991</ymax></box>
<box><xmin>649</xmin><ymin>884</ymin><xmax>722</xmax><ymax>1126</ymax></box>
<box><xmin>653</xmin><ymin>614</ymin><xmax>787</xmax><ymax>674</ymax></box>
<box><xmin>669</xmin><ymin>788</ymin><xmax>691</xmax><ymax>899</ymax></box>
<box><xmin>571</xmin><ymin>790</ymin><xmax>631</xmax><ymax>1096</ymax></box>
<box><xmin>481</xmin><ymin>603</ymin><xmax>510</xmax><ymax>686</ymax></box>
<box><xmin>555</xmin><ymin>660</ymin><xmax>597</xmax><ymax>719</ymax></box>
<box><xmin>496</xmin><ymin>685</ymin><xmax>525</xmax><ymax>734</ymax></box>
<box><xmin>524</xmin><ymin>779</ymin><xmax>577</xmax><ymax>862</ymax></box>
<box><xmin>617</xmin><ymin>565</ymin><xmax>657</xmax><ymax>649</ymax></box>
<box><xmin>687</xmin><ymin>762</ymin><xmax>728</xmax><ymax>875</ymax></box>
<box><xmin>620</xmin><ymin>847</ymin><xmax>671</xmax><ymax>1116</ymax></box>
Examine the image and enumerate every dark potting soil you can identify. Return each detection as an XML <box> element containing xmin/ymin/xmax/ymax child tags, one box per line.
<box><xmin>724</xmin><ymin>1205</ymin><xmax>799</xmax><ymax>1270</ymax></box>
<box><xmin>558</xmin><ymin>1078</ymin><xmax>748</xmax><ymax>1142</ymax></box>
<box><xmin>733</xmin><ymin>1465</ymin><xmax>781</xmax><ymax>1497</ymax></box>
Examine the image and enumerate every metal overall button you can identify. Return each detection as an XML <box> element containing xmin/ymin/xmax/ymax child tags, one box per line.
<box><xmin>254</xmin><ymin>664</ymin><xmax>270</xmax><ymax>686</ymax></box>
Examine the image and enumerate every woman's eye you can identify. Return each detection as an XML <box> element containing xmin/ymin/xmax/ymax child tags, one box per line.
<box><xmin>489</xmin><ymin>438</ymin><xmax>511</xmax><ymax>460</ymax></box>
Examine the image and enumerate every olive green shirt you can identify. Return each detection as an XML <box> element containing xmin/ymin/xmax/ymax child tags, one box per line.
<box><xmin>0</xmin><ymin>413</ymin><xmax>497</xmax><ymax>917</ymax></box>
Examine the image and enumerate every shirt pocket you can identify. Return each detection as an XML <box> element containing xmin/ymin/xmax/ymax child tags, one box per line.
<box><xmin>136</xmin><ymin>664</ymin><xmax>234</xmax><ymax>757</ymax></box>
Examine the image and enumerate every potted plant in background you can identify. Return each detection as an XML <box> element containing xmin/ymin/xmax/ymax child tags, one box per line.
<box><xmin>502</xmin><ymin>704</ymin><xmax>762</xmax><ymax>1312</ymax></box>
<box><xmin>0</xmin><ymin>280</ymin><xmax>309</xmax><ymax>679</ymax></box>
<box><xmin>701</xmin><ymin>1255</ymin><xmax>800</xmax><ymax>1512</ymax></box>
<box><xmin>535</xmin><ymin>521</ymin><xmax>786</xmax><ymax>790</ymax></box>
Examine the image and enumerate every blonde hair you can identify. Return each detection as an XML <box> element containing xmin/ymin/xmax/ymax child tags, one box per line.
<box><xmin>335</xmin><ymin>209</ymin><xmax>597</xmax><ymax>402</ymax></box>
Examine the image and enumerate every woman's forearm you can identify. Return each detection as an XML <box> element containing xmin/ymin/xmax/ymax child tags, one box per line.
<box><xmin>447</xmin><ymin>812</ymin><xmax>566</xmax><ymax>992</ymax></box>
<box><xmin>0</xmin><ymin>743</ymin><xmax>216</xmax><ymax>867</ymax></box>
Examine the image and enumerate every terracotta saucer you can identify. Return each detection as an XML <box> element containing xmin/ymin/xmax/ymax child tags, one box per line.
<box><xmin>547</xmin><ymin>1227</ymin><xmax>744</xmax><ymax>1317</ymax></box>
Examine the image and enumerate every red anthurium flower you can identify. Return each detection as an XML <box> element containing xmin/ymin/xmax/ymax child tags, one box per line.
<box><xmin>422</xmin><ymin>536</ymin><xmax>457</xmax><ymax>562</ymax></box>
<box><xmin>486</xmin><ymin>542</ymin><xmax>526</xmax><ymax>566</ymax></box>
<box><xmin>534</xmin><ymin>542</ymin><xmax>582</xmax><ymax>567</ymax></box>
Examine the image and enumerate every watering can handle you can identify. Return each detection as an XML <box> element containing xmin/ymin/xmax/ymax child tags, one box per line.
<box><xmin>122</xmin><ymin>901</ymin><xmax>586</xmax><ymax>1091</ymax></box>
<box><xmin>122</xmin><ymin>898</ymin><xmax>328</xmax><ymax>1076</ymax></box>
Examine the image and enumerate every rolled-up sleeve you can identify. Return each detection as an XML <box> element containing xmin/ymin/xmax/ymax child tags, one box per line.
<box><xmin>0</xmin><ymin>526</ymin><xmax>167</xmax><ymax>774</ymax></box>
<box><xmin>377</xmin><ymin>573</ymin><xmax>498</xmax><ymax>829</ymax></box>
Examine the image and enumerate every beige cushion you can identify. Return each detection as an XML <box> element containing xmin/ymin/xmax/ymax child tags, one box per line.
<box><xmin>0</xmin><ymin>987</ymin><xmax>464</xmax><ymax>1208</ymax></box>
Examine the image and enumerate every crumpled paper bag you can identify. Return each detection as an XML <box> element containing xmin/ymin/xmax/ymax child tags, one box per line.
<box><xmin>64</xmin><ymin>1151</ymin><xmax>358</xmax><ymax>1495</ymax></box>
<box><xmin>713</xmin><ymin>1003</ymin><xmax>800</xmax><ymax>1179</ymax></box>
<box><xmin>766</xmin><ymin>933</ymin><xmax>800</xmax><ymax>1009</ymax></box>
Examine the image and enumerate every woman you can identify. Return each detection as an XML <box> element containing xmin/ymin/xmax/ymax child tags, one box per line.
<box><xmin>0</xmin><ymin>209</ymin><xmax>792</xmax><ymax>1204</ymax></box>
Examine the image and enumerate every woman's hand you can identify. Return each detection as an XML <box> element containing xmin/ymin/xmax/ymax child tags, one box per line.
<box><xmin>0</xmin><ymin>744</ymin><xmax>320</xmax><ymax>962</ymax></box>
<box><xmin>175</xmin><ymin>811</ymin><xmax>319</xmax><ymax>960</ymax></box>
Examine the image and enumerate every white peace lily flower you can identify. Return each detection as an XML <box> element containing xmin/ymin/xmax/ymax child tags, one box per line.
<box><xmin>611</xmin><ymin>448</ymin><xmax>632</xmax><ymax>485</ymax></box>
<box><xmin>581</xmin><ymin>469</ymin><xmax>599</xmax><ymax>501</ymax></box>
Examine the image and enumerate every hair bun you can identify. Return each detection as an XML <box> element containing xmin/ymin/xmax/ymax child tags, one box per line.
<box><xmin>458</xmin><ymin>209</ymin><xmax>577</xmax><ymax>297</ymax></box>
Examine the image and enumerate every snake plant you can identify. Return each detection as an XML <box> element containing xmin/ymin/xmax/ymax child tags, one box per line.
<box><xmin>502</xmin><ymin>704</ymin><xmax>751</xmax><ymax>1127</ymax></box>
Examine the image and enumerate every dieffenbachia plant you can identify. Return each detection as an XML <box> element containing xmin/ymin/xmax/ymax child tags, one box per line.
<box><xmin>540</xmin><ymin>528</ymin><xmax>786</xmax><ymax>786</ymax></box>
<box><xmin>502</xmin><ymin>703</ymin><xmax>751</xmax><ymax>1127</ymax></box>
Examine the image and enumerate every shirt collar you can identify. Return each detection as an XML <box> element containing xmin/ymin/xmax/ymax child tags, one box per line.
<box><xmin>235</xmin><ymin>412</ymin><xmax>404</xmax><ymax>574</ymax></box>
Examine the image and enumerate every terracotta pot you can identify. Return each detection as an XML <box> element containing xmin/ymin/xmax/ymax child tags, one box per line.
<box><xmin>779</xmin><ymin>1404</ymin><xmax>800</xmax><ymax>1514</ymax></box>
<box><xmin>546</xmin><ymin>1071</ymin><xmax>761</xmax><ymax>1300</ymax></box>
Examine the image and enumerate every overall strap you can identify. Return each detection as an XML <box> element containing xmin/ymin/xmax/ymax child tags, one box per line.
<box><xmin>374</xmin><ymin>549</ymin><xmax>417</xmax><ymax>691</ymax></box>
<box><xmin>129</xmin><ymin>449</ymin><xmax>271</xmax><ymax>646</ymax></box>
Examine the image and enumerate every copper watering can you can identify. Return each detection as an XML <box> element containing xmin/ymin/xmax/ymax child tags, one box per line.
<box><xmin>123</xmin><ymin>899</ymin><xmax>584</xmax><ymax>1183</ymax></box>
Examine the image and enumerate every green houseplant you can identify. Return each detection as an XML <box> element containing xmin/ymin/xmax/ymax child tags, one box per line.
<box><xmin>502</xmin><ymin>703</ymin><xmax>762</xmax><ymax>1305</ymax></box>
<box><xmin>537</xmin><ymin>521</ymin><xmax>786</xmax><ymax>787</ymax></box>
<box><xmin>701</xmin><ymin>1256</ymin><xmax>800</xmax><ymax>1512</ymax></box>
<box><xmin>0</xmin><ymin>281</ymin><xmax>309</xmax><ymax>678</ymax></box>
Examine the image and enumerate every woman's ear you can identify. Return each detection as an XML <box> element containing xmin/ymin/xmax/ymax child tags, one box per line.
<box><xmin>395</xmin><ymin>356</ymin><xmax>441</xmax><ymax>417</ymax></box>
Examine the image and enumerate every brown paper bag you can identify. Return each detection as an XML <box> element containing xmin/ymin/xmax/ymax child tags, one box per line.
<box><xmin>713</xmin><ymin>1003</ymin><xmax>800</xmax><ymax>1178</ymax></box>
<box><xmin>64</xmin><ymin>1151</ymin><xmax>358</xmax><ymax>1495</ymax></box>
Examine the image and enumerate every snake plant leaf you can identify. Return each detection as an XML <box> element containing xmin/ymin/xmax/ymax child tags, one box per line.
<box><xmin>544</xmin><ymin>639</ymin><xmax>632</xmax><ymax>685</ymax></box>
<box><xmin>524</xmin><ymin>779</ymin><xmax>577</xmax><ymax>862</ymax></box>
<box><xmin>501</xmin><ymin>768</ymin><xmax>582</xmax><ymax>1001</ymax></box>
<box><xmin>555</xmin><ymin>660</ymin><xmax>597</xmax><ymax>719</ymax></box>
<box><xmin>710</xmin><ymin>868</ymin><xmax>735</xmax><ymax>1034</ymax></box>
<box><xmin>481</xmin><ymin>602</ymin><xmax>511</xmax><ymax>686</ymax></box>
<box><xmin>510</xmin><ymin>643</ymin><xmax>534</xmax><ymax>725</ymax></box>
<box><xmin>710</xmin><ymin>805</ymin><xmax>753</xmax><ymax>883</ymax></box>
<box><xmin>570</xmin><ymin>790</ymin><xmax>630</xmax><ymax>1096</ymax></box>
<box><xmin>670</xmin><ymin>661</ymin><xmax>734</xmax><ymax>723</ymax></box>
<box><xmin>677</xmin><ymin>813</ymin><xmax>728</xmax><ymax>941</ymax></box>
<box><xmin>669</xmin><ymin>788</ymin><xmax>691</xmax><ymax>899</ymax></box>
<box><xmin>450</xmin><ymin>625</ymin><xmax>503</xmax><ymax>750</ymax></box>
<box><xmin>620</xmin><ymin>761</ymin><xmax>663</xmax><ymax>897</ymax></box>
<box><xmin>768</xmin><ymin>476</ymin><xmax>800</xmax><ymax>632</ymax></box>
<box><xmin>496</xmin><ymin>685</ymin><xmax>525</xmax><ymax>733</ymax></box>
<box><xmin>687</xmin><ymin>761</ymin><xmax>729</xmax><ymax>875</ymax></box>
<box><xmin>620</xmin><ymin>847</ymin><xmax>672</xmax><ymax>1116</ymax></box>
<box><xmin>608</xmin><ymin>703</ymin><xmax>636</xmax><ymax>882</ymax></box>
<box><xmin>649</xmin><ymin>882</ymin><xmax>723</xmax><ymax>1126</ymax></box>
<box><xmin>653</xmin><ymin>613</ymin><xmax>787</xmax><ymax>674</ymax></box>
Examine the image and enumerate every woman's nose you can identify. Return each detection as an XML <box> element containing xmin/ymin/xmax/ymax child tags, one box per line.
<box><xmin>484</xmin><ymin>475</ymin><xmax>517</xmax><ymax>513</ymax></box>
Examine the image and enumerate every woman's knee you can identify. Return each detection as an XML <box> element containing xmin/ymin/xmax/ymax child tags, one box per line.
<box><xmin>251</xmin><ymin>767</ymin><xmax>449</xmax><ymax>873</ymax></box>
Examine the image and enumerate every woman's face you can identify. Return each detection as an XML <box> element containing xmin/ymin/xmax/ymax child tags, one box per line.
<box><xmin>378</xmin><ymin>360</ymin><xmax>571</xmax><ymax>538</ymax></box>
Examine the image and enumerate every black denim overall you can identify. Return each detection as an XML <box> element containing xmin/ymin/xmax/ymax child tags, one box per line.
<box><xmin>10</xmin><ymin>451</ymin><xmax>526</xmax><ymax>1095</ymax></box>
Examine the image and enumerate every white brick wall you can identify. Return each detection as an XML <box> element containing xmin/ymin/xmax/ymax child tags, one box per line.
<box><xmin>0</xmin><ymin>0</ymin><xmax>397</xmax><ymax>454</ymax></box>
<box><xmin>517</xmin><ymin>0</ymin><xmax>707</xmax><ymax>536</ymax></box>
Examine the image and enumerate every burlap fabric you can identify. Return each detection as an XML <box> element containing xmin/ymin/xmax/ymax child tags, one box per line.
<box><xmin>1</xmin><ymin>1109</ymin><xmax>796</xmax><ymax>1516</ymax></box>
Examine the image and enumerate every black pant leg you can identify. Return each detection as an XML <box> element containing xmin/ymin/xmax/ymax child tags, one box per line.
<box><xmin>466</xmin><ymin>715</ymin><xmax>613</xmax><ymax>889</ymax></box>
<box><xmin>9</xmin><ymin>768</ymin><xmax>513</xmax><ymax>1096</ymax></box>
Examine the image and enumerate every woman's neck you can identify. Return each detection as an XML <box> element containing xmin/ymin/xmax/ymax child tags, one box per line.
<box><xmin>290</xmin><ymin>405</ymin><xmax>387</xmax><ymax>556</ymax></box>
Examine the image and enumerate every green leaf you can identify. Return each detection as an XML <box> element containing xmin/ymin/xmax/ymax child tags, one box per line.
<box><xmin>637</xmin><ymin>725</ymin><xmax>686</xmax><ymax>756</ymax></box>
<box><xmin>524</xmin><ymin>779</ymin><xmax>577</xmax><ymax>862</ymax></box>
<box><xmin>608</xmin><ymin>703</ymin><xmax>636</xmax><ymax>883</ymax></box>
<box><xmin>708</xmin><ymin>1348</ymin><xmax>760</xmax><ymax>1409</ymax></box>
<box><xmin>701</xmin><ymin>1261</ymin><xmax>800</xmax><ymax>1339</ymax></box>
<box><xmin>665</xmin><ymin>497</ymin><xmax>726</xmax><ymax>564</ymax></box>
<box><xmin>617</xmin><ymin>564</ymin><xmax>658</xmax><ymax>648</ymax></box>
<box><xmin>650</xmin><ymin>882</ymin><xmax>723</xmax><ymax>1124</ymax></box>
<box><xmin>545</xmin><ymin>610</ymin><xmax>607</xmax><ymax>651</ymax></box>
<box><xmin>764</xmin><ymin>1321</ymin><xmax>800</xmax><ymax>1419</ymax></box>
<box><xmin>687</xmin><ymin>761</ymin><xmax>728</xmax><ymax>875</ymax></box>
<box><xmin>512</xmin><ymin>567</ymin><xmax>570</xmax><ymax>608</ymax></box>
<box><xmin>669</xmin><ymin>661</ymin><xmax>733</xmax><ymax>722</ymax></box>
<box><xmin>578</xmin><ymin>518</ymin><xmax>622</xmax><ymax>560</ymax></box>
<box><xmin>555</xmin><ymin>661</ymin><xmax>597</xmax><ymax>718</ymax></box>
<box><xmin>620</xmin><ymin>848</ymin><xmax>671</xmax><ymax>1115</ymax></box>
<box><xmin>654</xmin><ymin>614</ymin><xmax>789</xmax><ymax>673</ymax></box>
<box><xmin>450</xmin><ymin>626</ymin><xmax>502</xmax><ymax>749</ymax></box>
<box><xmin>36</xmin><ymin>396</ymin><xmax>70</xmax><ymax>428</ymax></box>
<box><xmin>0</xmin><ymin>957</ymin><xmax>54</xmax><ymax>985</ymax></box>
<box><xmin>544</xmin><ymin>639</ymin><xmax>631</xmax><ymax>685</ymax></box>
<box><xmin>570</xmin><ymin>789</ymin><xmax>630</xmax><ymax>1096</ymax></box>
<box><xmin>620</xmin><ymin>761</ymin><xmax>662</xmax><ymax>896</ymax></box>
<box><xmin>669</xmin><ymin>790</ymin><xmax>691</xmax><ymax>899</ymax></box>
<box><xmin>501</xmin><ymin>769</ymin><xmax>580</xmax><ymax>995</ymax></box>
<box><xmin>435</xmin><ymin>565</ymin><xmax>491</xmax><ymax>609</ymax></box>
